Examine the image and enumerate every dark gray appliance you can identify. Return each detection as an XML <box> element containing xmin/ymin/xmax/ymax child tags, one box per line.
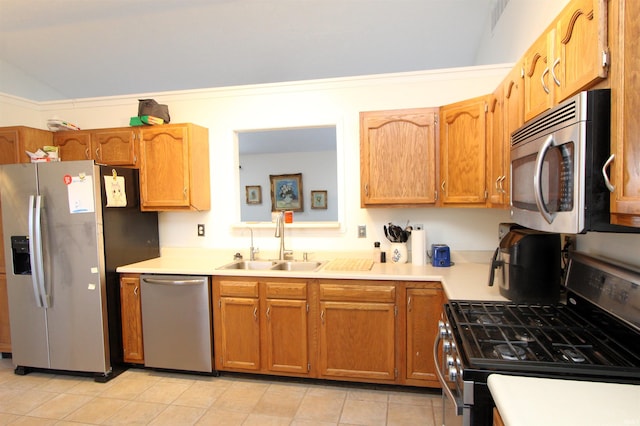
<box><xmin>436</xmin><ymin>252</ymin><xmax>640</xmax><ymax>425</ymax></box>
<box><xmin>488</xmin><ymin>228</ymin><xmax>561</xmax><ymax>303</ymax></box>
<box><xmin>0</xmin><ymin>161</ymin><xmax>159</xmax><ymax>381</ymax></box>
<box><xmin>140</xmin><ymin>274</ymin><xmax>215</xmax><ymax>373</ymax></box>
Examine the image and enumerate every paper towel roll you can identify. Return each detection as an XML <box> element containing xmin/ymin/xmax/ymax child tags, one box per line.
<box><xmin>411</xmin><ymin>229</ymin><xmax>426</xmax><ymax>265</ymax></box>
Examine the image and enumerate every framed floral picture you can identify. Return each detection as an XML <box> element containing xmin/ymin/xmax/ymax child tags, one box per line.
<box><xmin>311</xmin><ymin>190</ymin><xmax>327</xmax><ymax>209</ymax></box>
<box><xmin>270</xmin><ymin>173</ymin><xmax>303</xmax><ymax>212</ymax></box>
<box><xmin>245</xmin><ymin>185</ymin><xmax>262</xmax><ymax>204</ymax></box>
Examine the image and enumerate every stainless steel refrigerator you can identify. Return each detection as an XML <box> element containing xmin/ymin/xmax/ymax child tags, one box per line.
<box><xmin>0</xmin><ymin>160</ymin><xmax>159</xmax><ymax>381</ymax></box>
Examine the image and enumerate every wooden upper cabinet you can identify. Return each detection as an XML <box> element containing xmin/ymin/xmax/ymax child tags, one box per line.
<box><xmin>93</xmin><ymin>129</ymin><xmax>138</xmax><ymax>166</ymax></box>
<box><xmin>524</xmin><ymin>0</ymin><xmax>608</xmax><ymax>121</ymax></box>
<box><xmin>54</xmin><ymin>128</ymin><xmax>139</xmax><ymax>167</ymax></box>
<box><xmin>360</xmin><ymin>108</ymin><xmax>438</xmax><ymax>206</ymax></box>
<box><xmin>552</xmin><ymin>0</ymin><xmax>608</xmax><ymax>102</ymax></box>
<box><xmin>53</xmin><ymin>131</ymin><xmax>92</xmax><ymax>161</ymax></box>
<box><xmin>523</xmin><ymin>32</ymin><xmax>554</xmax><ymax>121</ymax></box>
<box><xmin>139</xmin><ymin>123</ymin><xmax>210</xmax><ymax>211</ymax></box>
<box><xmin>0</xmin><ymin>126</ymin><xmax>53</xmax><ymax>164</ymax></box>
<box><xmin>439</xmin><ymin>96</ymin><xmax>488</xmax><ymax>207</ymax></box>
<box><xmin>487</xmin><ymin>85</ymin><xmax>508</xmax><ymax>208</ymax></box>
<box><xmin>609</xmin><ymin>0</ymin><xmax>640</xmax><ymax>226</ymax></box>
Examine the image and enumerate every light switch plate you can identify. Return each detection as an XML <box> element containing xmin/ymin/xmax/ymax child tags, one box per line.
<box><xmin>358</xmin><ymin>225</ymin><xmax>366</xmax><ymax>238</ymax></box>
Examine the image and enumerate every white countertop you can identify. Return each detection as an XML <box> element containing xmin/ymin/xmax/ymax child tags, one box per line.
<box><xmin>116</xmin><ymin>248</ymin><xmax>508</xmax><ymax>301</ymax></box>
<box><xmin>488</xmin><ymin>374</ymin><xmax>640</xmax><ymax>426</ymax></box>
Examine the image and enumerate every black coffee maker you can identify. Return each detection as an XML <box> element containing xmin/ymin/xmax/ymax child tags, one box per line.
<box><xmin>488</xmin><ymin>226</ymin><xmax>561</xmax><ymax>303</ymax></box>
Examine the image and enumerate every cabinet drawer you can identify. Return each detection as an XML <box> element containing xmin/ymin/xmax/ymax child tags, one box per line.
<box><xmin>219</xmin><ymin>280</ymin><xmax>259</xmax><ymax>298</ymax></box>
<box><xmin>320</xmin><ymin>283</ymin><xmax>395</xmax><ymax>303</ymax></box>
<box><xmin>265</xmin><ymin>281</ymin><xmax>307</xmax><ymax>299</ymax></box>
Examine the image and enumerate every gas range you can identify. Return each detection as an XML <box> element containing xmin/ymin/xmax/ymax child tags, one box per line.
<box><xmin>435</xmin><ymin>252</ymin><xmax>640</xmax><ymax>426</ymax></box>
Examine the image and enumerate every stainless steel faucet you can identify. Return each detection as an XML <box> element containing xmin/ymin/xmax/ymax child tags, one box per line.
<box><xmin>248</xmin><ymin>228</ymin><xmax>259</xmax><ymax>260</ymax></box>
<box><xmin>274</xmin><ymin>212</ymin><xmax>292</xmax><ymax>260</ymax></box>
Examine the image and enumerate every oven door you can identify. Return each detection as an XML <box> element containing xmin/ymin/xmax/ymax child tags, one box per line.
<box><xmin>434</xmin><ymin>321</ymin><xmax>464</xmax><ymax>426</ymax></box>
<box><xmin>510</xmin><ymin>121</ymin><xmax>585</xmax><ymax>234</ymax></box>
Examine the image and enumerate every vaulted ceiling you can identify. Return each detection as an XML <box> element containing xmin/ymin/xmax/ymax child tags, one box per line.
<box><xmin>0</xmin><ymin>0</ymin><xmax>496</xmax><ymax>102</ymax></box>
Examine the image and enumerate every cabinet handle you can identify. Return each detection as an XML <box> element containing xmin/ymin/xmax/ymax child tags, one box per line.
<box><xmin>494</xmin><ymin>177</ymin><xmax>500</xmax><ymax>191</ymax></box>
<box><xmin>134</xmin><ymin>286</ymin><xmax>138</xmax><ymax>296</ymax></box>
<box><xmin>541</xmin><ymin>68</ymin><xmax>550</xmax><ymax>94</ymax></box>
<box><xmin>407</xmin><ymin>296</ymin><xmax>412</xmax><ymax>312</ymax></box>
<box><xmin>266</xmin><ymin>306</ymin><xmax>271</xmax><ymax>320</ymax></box>
<box><xmin>84</xmin><ymin>148</ymin><xmax>90</xmax><ymax>159</ymax></box>
<box><xmin>364</xmin><ymin>183</ymin><xmax>369</xmax><ymax>196</ymax></box>
<box><xmin>95</xmin><ymin>147</ymin><xmax>101</xmax><ymax>160</ymax></box>
<box><xmin>320</xmin><ymin>310</ymin><xmax>325</xmax><ymax>324</ymax></box>
<box><xmin>602</xmin><ymin>154</ymin><xmax>615</xmax><ymax>192</ymax></box>
<box><xmin>183</xmin><ymin>188</ymin><xmax>188</xmax><ymax>200</ymax></box>
<box><xmin>551</xmin><ymin>57</ymin><xmax>561</xmax><ymax>87</ymax></box>
<box><xmin>441</xmin><ymin>181</ymin><xmax>446</xmax><ymax>191</ymax></box>
<box><xmin>253</xmin><ymin>307</ymin><xmax>258</xmax><ymax>321</ymax></box>
<box><xmin>499</xmin><ymin>176</ymin><xmax>506</xmax><ymax>193</ymax></box>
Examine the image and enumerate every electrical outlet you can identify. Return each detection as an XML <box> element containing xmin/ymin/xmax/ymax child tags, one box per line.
<box><xmin>357</xmin><ymin>225</ymin><xmax>367</xmax><ymax>238</ymax></box>
<box><xmin>197</xmin><ymin>224</ymin><xmax>205</xmax><ymax>237</ymax></box>
<box><xmin>415</xmin><ymin>224</ymin><xmax>424</xmax><ymax>230</ymax></box>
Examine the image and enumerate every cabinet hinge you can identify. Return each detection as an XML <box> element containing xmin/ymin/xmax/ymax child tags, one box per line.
<box><xmin>394</xmin><ymin>305</ymin><xmax>398</xmax><ymax>316</ymax></box>
<box><xmin>218</xmin><ymin>300</ymin><xmax>221</xmax><ymax>308</ymax></box>
<box><xmin>306</xmin><ymin>303</ymin><xmax>309</xmax><ymax>313</ymax></box>
<box><xmin>434</xmin><ymin>114</ymin><xmax>439</xmax><ymax>125</ymax></box>
<box><xmin>307</xmin><ymin>362</ymin><xmax>311</xmax><ymax>372</ymax></box>
<box><xmin>394</xmin><ymin>368</ymin><xmax>398</xmax><ymax>379</ymax></box>
<box><xmin>435</xmin><ymin>190</ymin><xmax>438</xmax><ymax>201</ymax></box>
<box><xmin>484</xmin><ymin>103</ymin><xmax>489</xmax><ymax>113</ymax></box>
<box><xmin>484</xmin><ymin>190</ymin><xmax>488</xmax><ymax>200</ymax></box>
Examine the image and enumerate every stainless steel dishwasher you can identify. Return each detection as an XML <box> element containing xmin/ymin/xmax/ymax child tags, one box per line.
<box><xmin>140</xmin><ymin>275</ymin><xmax>214</xmax><ymax>373</ymax></box>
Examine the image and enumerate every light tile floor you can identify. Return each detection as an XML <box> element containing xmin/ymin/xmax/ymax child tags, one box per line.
<box><xmin>0</xmin><ymin>358</ymin><xmax>442</xmax><ymax>425</ymax></box>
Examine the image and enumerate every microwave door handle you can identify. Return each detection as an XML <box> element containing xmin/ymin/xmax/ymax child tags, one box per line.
<box><xmin>533</xmin><ymin>135</ymin><xmax>556</xmax><ymax>224</ymax></box>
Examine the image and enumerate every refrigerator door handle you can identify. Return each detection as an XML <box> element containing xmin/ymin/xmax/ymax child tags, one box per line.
<box><xmin>29</xmin><ymin>195</ymin><xmax>49</xmax><ymax>308</ymax></box>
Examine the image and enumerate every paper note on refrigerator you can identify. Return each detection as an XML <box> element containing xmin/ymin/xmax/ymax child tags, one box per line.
<box><xmin>104</xmin><ymin>175</ymin><xmax>127</xmax><ymax>207</ymax></box>
<box><xmin>67</xmin><ymin>175</ymin><xmax>95</xmax><ymax>214</ymax></box>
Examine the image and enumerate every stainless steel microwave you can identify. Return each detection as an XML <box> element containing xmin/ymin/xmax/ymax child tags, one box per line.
<box><xmin>510</xmin><ymin>89</ymin><xmax>639</xmax><ymax>234</ymax></box>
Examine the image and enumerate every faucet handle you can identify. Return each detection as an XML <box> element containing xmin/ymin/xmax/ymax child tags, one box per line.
<box><xmin>283</xmin><ymin>250</ymin><xmax>294</xmax><ymax>260</ymax></box>
<box><xmin>303</xmin><ymin>252</ymin><xmax>312</xmax><ymax>261</ymax></box>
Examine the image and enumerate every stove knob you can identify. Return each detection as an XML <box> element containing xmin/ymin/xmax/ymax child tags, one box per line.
<box><xmin>448</xmin><ymin>366</ymin><xmax>458</xmax><ymax>381</ymax></box>
<box><xmin>438</xmin><ymin>321</ymin><xmax>449</xmax><ymax>338</ymax></box>
<box><xmin>446</xmin><ymin>355</ymin><xmax>455</xmax><ymax>367</ymax></box>
<box><xmin>443</xmin><ymin>340</ymin><xmax>452</xmax><ymax>353</ymax></box>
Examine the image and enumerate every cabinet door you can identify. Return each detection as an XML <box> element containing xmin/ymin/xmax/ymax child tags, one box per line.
<box><xmin>139</xmin><ymin>126</ymin><xmax>191</xmax><ymax>209</ymax></box>
<box><xmin>0</xmin><ymin>130</ymin><xmax>21</xmax><ymax>164</ymax></box>
<box><xmin>0</xmin><ymin>274</ymin><xmax>10</xmax><ymax>353</ymax></box>
<box><xmin>120</xmin><ymin>275</ymin><xmax>144</xmax><ymax>363</ymax></box>
<box><xmin>487</xmin><ymin>87</ymin><xmax>506</xmax><ymax>207</ymax></box>
<box><xmin>610</xmin><ymin>0</ymin><xmax>640</xmax><ymax>225</ymax></box>
<box><xmin>264</xmin><ymin>298</ymin><xmax>309</xmax><ymax>374</ymax></box>
<box><xmin>523</xmin><ymin>32</ymin><xmax>555</xmax><ymax>122</ymax></box>
<box><xmin>405</xmin><ymin>288</ymin><xmax>443</xmax><ymax>383</ymax></box>
<box><xmin>218</xmin><ymin>297</ymin><xmax>261</xmax><ymax>371</ymax></box>
<box><xmin>93</xmin><ymin>129</ymin><xmax>138</xmax><ymax>166</ymax></box>
<box><xmin>439</xmin><ymin>96</ymin><xmax>488</xmax><ymax>206</ymax></box>
<box><xmin>552</xmin><ymin>0</ymin><xmax>608</xmax><ymax>102</ymax></box>
<box><xmin>360</xmin><ymin>108</ymin><xmax>437</xmax><ymax>206</ymax></box>
<box><xmin>319</xmin><ymin>301</ymin><xmax>396</xmax><ymax>381</ymax></box>
<box><xmin>54</xmin><ymin>131</ymin><xmax>92</xmax><ymax>161</ymax></box>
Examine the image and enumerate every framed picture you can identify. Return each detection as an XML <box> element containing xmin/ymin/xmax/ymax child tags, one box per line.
<box><xmin>270</xmin><ymin>173</ymin><xmax>303</xmax><ymax>211</ymax></box>
<box><xmin>245</xmin><ymin>185</ymin><xmax>262</xmax><ymax>204</ymax></box>
<box><xmin>311</xmin><ymin>190</ymin><xmax>327</xmax><ymax>209</ymax></box>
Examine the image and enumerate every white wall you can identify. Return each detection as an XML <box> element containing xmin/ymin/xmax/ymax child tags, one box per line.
<box><xmin>475</xmin><ymin>0</ymin><xmax>571</xmax><ymax>64</ymax></box>
<box><xmin>0</xmin><ymin>65</ymin><xmax>513</xmax><ymax>258</ymax></box>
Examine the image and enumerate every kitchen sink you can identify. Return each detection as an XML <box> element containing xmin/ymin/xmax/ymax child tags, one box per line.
<box><xmin>270</xmin><ymin>260</ymin><xmax>326</xmax><ymax>272</ymax></box>
<box><xmin>217</xmin><ymin>260</ymin><xmax>279</xmax><ymax>270</ymax></box>
<box><xmin>217</xmin><ymin>259</ymin><xmax>326</xmax><ymax>272</ymax></box>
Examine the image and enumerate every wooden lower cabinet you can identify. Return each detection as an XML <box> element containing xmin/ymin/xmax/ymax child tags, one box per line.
<box><xmin>318</xmin><ymin>281</ymin><xmax>396</xmax><ymax>382</ymax></box>
<box><xmin>212</xmin><ymin>276</ymin><xmax>443</xmax><ymax>387</ymax></box>
<box><xmin>120</xmin><ymin>274</ymin><xmax>144</xmax><ymax>363</ymax></box>
<box><xmin>404</xmin><ymin>284</ymin><xmax>444</xmax><ymax>387</ymax></box>
<box><xmin>0</xmin><ymin>273</ymin><xmax>11</xmax><ymax>353</ymax></box>
<box><xmin>213</xmin><ymin>277</ymin><xmax>311</xmax><ymax>376</ymax></box>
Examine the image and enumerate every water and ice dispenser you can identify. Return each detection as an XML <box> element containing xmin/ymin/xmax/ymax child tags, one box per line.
<box><xmin>11</xmin><ymin>236</ymin><xmax>31</xmax><ymax>275</ymax></box>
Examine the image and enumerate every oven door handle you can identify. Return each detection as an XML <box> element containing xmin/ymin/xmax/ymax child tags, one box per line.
<box><xmin>433</xmin><ymin>330</ymin><xmax>463</xmax><ymax>416</ymax></box>
<box><xmin>533</xmin><ymin>134</ymin><xmax>556</xmax><ymax>224</ymax></box>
